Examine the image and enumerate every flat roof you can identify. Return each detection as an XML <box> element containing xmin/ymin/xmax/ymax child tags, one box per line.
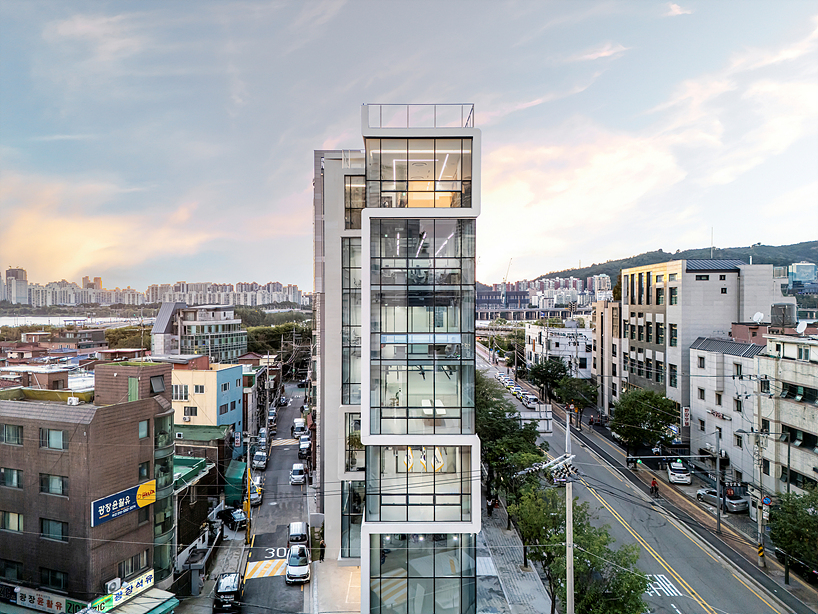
<box><xmin>173</xmin><ymin>423</ymin><xmax>230</xmax><ymax>441</ymax></box>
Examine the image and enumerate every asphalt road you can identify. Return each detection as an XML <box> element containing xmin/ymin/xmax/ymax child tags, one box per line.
<box><xmin>477</xmin><ymin>354</ymin><xmax>793</xmax><ymax>614</ymax></box>
<box><xmin>241</xmin><ymin>382</ymin><xmax>311</xmax><ymax>614</ymax></box>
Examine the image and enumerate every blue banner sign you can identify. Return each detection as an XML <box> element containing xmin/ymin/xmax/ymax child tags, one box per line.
<box><xmin>91</xmin><ymin>480</ymin><xmax>156</xmax><ymax>527</ymax></box>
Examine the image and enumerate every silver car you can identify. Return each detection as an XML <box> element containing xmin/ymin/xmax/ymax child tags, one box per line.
<box><xmin>696</xmin><ymin>488</ymin><xmax>749</xmax><ymax>513</ymax></box>
<box><xmin>285</xmin><ymin>545</ymin><xmax>311</xmax><ymax>585</ymax></box>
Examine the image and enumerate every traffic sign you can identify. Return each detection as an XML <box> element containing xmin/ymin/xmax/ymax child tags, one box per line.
<box><xmin>762</xmin><ymin>495</ymin><xmax>772</xmax><ymax>506</ymax></box>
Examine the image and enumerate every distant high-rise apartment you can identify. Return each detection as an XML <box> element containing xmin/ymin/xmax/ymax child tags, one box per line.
<box><xmin>314</xmin><ymin>104</ymin><xmax>480</xmax><ymax>613</ymax></box>
<box><xmin>5</xmin><ymin>267</ymin><xmax>28</xmax><ymax>305</ymax></box>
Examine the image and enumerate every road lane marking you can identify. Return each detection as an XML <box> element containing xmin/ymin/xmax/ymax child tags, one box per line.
<box><xmin>270</xmin><ymin>439</ymin><xmax>298</xmax><ymax>446</ymax></box>
<box><xmin>582</xmin><ymin>479</ymin><xmax>717</xmax><ymax>614</ymax></box>
<box><xmin>731</xmin><ymin>573</ymin><xmax>782</xmax><ymax>614</ymax></box>
<box><xmin>646</xmin><ymin>574</ymin><xmax>682</xmax><ymax>597</ymax></box>
<box><xmin>245</xmin><ymin>559</ymin><xmax>287</xmax><ymax>579</ymax></box>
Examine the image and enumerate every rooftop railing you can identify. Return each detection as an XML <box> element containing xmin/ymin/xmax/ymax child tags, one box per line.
<box><xmin>364</xmin><ymin>104</ymin><xmax>475</xmax><ymax>129</ymax></box>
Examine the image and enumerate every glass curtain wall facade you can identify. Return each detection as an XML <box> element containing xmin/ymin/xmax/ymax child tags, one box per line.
<box><xmin>362</xmin><ymin>120</ymin><xmax>479</xmax><ymax>614</ymax></box>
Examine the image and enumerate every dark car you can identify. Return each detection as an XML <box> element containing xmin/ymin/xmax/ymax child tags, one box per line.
<box><xmin>213</xmin><ymin>572</ymin><xmax>241</xmax><ymax>613</ymax></box>
<box><xmin>216</xmin><ymin>507</ymin><xmax>248</xmax><ymax>531</ymax></box>
<box><xmin>775</xmin><ymin>548</ymin><xmax>818</xmax><ymax>584</ymax></box>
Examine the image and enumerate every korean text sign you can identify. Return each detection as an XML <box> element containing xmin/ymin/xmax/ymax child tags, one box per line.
<box><xmin>90</xmin><ymin>480</ymin><xmax>156</xmax><ymax>527</ymax></box>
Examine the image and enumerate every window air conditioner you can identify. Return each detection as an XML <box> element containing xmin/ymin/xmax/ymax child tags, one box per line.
<box><xmin>106</xmin><ymin>578</ymin><xmax>121</xmax><ymax>594</ymax></box>
<box><xmin>183</xmin><ymin>416</ymin><xmax>191</xmax><ymax>422</ymax></box>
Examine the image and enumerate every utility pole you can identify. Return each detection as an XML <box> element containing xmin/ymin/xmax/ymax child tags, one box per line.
<box><xmin>565</xmin><ymin>418</ymin><xmax>575</xmax><ymax>614</ymax></box>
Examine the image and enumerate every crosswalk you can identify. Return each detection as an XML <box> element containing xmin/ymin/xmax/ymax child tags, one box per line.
<box><xmin>244</xmin><ymin>559</ymin><xmax>287</xmax><ymax>580</ymax></box>
<box><xmin>269</xmin><ymin>438</ymin><xmax>298</xmax><ymax>447</ymax></box>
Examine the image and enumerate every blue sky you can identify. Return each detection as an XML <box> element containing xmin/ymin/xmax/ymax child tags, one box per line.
<box><xmin>1</xmin><ymin>1</ymin><xmax>816</xmax><ymax>291</ymax></box>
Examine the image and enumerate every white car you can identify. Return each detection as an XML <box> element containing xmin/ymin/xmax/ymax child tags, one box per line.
<box><xmin>666</xmin><ymin>462</ymin><xmax>691</xmax><ymax>484</ymax></box>
<box><xmin>289</xmin><ymin>463</ymin><xmax>306</xmax><ymax>485</ymax></box>
<box><xmin>285</xmin><ymin>545</ymin><xmax>311</xmax><ymax>585</ymax></box>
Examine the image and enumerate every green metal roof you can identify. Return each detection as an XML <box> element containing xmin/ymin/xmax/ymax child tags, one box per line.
<box><xmin>173</xmin><ymin>423</ymin><xmax>229</xmax><ymax>441</ymax></box>
<box><xmin>173</xmin><ymin>455</ymin><xmax>211</xmax><ymax>488</ymax></box>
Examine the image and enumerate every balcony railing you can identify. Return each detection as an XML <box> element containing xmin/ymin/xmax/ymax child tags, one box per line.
<box><xmin>364</xmin><ymin>104</ymin><xmax>475</xmax><ymax>129</ymax></box>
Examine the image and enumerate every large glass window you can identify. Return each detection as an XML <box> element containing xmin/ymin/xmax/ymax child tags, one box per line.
<box><xmin>366</xmin><ymin>139</ymin><xmax>473</xmax><ymax>209</ymax></box>
<box><xmin>370</xmin><ymin>219</ymin><xmax>476</xmax><ymax>435</ymax></box>
<box><xmin>365</xmin><ymin>446</ymin><xmax>471</xmax><ymax>522</ymax></box>
<box><xmin>345</xmin><ymin>176</ymin><xmax>366</xmax><ymax>229</ymax></box>
<box><xmin>369</xmin><ymin>533</ymin><xmax>476</xmax><ymax>614</ymax></box>
<box><xmin>345</xmin><ymin>413</ymin><xmax>364</xmax><ymax>472</ymax></box>
<box><xmin>341</xmin><ymin>481</ymin><xmax>364</xmax><ymax>558</ymax></box>
<box><xmin>342</xmin><ymin>238</ymin><xmax>362</xmax><ymax>405</ymax></box>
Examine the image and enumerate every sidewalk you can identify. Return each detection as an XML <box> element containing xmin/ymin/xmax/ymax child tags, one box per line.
<box><xmin>480</xmin><ymin>488</ymin><xmax>553</xmax><ymax>614</ymax></box>
<box><xmin>175</xmin><ymin>529</ymin><xmax>247</xmax><ymax>614</ymax></box>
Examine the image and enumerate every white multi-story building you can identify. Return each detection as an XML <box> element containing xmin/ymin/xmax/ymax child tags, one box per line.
<box><xmin>525</xmin><ymin>323</ymin><xmax>593</xmax><ymax>379</ymax></box>
<box><xmin>591</xmin><ymin>300</ymin><xmax>623</xmax><ymax>417</ymax></box>
<box><xmin>314</xmin><ymin>104</ymin><xmax>481</xmax><ymax>613</ymax></box>
<box><xmin>617</xmin><ymin>260</ymin><xmax>794</xmax><ymax>437</ymax></box>
<box><xmin>755</xmin><ymin>334</ymin><xmax>818</xmax><ymax>494</ymax></box>
<box><xmin>687</xmin><ymin>337</ymin><xmax>765</xmax><ymax>486</ymax></box>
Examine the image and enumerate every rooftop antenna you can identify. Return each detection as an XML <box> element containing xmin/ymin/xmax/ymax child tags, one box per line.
<box><xmin>752</xmin><ymin>312</ymin><xmax>764</xmax><ymax>325</ymax></box>
<box><xmin>796</xmin><ymin>321</ymin><xmax>807</xmax><ymax>335</ymax></box>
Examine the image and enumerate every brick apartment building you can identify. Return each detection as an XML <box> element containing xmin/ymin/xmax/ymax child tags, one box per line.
<box><xmin>0</xmin><ymin>361</ymin><xmax>177</xmax><ymax>604</ymax></box>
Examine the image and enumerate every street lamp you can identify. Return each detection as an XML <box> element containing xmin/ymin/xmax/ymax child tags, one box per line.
<box><xmin>736</xmin><ymin>428</ymin><xmax>792</xmax><ymax>578</ymax></box>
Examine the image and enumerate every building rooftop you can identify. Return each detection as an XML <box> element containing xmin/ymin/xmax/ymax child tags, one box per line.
<box><xmin>152</xmin><ymin>301</ymin><xmax>187</xmax><ymax>335</ymax></box>
<box><xmin>173</xmin><ymin>423</ymin><xmax>230</xmax><ymax>441</ymax></box>
<box><xmin>0</xmin><ymin>398</ymin><xmax>97</xmax><ymax>424</ymax></box>
<box><xmin>685</xmin><ymin>259</ymin><xmax>747</xmax><ymax>272</ymax></box>
<box><xmin>690</xmin><ymin>337</ymin><xmax>766</xmax><ymax>357</ymax></box>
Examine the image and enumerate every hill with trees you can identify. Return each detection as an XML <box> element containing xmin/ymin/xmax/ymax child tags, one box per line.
<box><xmin>534</xmin><ymin>240</ymin><xmax>817</xmax><ymax>282</ymax></box>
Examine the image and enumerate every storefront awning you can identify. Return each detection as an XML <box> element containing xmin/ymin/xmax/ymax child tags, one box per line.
<box><xmin>109</xmin><ymin>589</ymin><xmax>178</xmax><ymax>614</ymax></box>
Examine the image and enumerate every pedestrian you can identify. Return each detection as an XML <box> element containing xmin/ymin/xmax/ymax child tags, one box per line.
<box><xmin>319</xmin><ymin>538</ymin><xmax>326</xmax><ymax>562</ymax></box>
<box><xmin>290</xmin><ymin>424</ymin><xmax>294</xmax><ymax>438</ymax></box>
<box><xmin>486</xmin><ymin>496</ymin><xmax>493</xmax><ymax>517</ymax></box>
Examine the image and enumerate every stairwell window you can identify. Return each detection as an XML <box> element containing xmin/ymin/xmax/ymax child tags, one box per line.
<box><xmin>670</xmin><ymin>287</ymin><xmax>678</xmax><ymax>305</ymax></box>
<box><xmin>669</xmin><ymin>364</ymin><xmax>678</xmax><ymax>388</ymax></box>
<box><xmin>734</xmin><ymin>398</ymin><xmax>742</xmax><ymax>413</ymax></box>
<box><xmin>669</xmin><ymin>324</ymin><xmax>678</xmax><ymax>347</ymax></box>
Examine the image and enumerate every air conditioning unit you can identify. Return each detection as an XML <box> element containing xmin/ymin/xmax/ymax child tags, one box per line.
<box><xmin>704</xmin><ymin>442</ymin><xmax>715</xmax><ymax>453</ymax></box>
<box><xmin>105</xmin><ymin>578</ymin><xmax>121</xmax><ymax>594</ymax></box>
<box><xmin>183</xmin><ymin>416</ymin><xmax>191</xmax><ymax>422</ymax></box>
<box><xmin>175</xmin><ymin>432</ymin><xmax>184</xmax><ymax>439</ymax></box>
<box><xmin>67</xmin><ymin>397</ymin><xmax>80</xmax><ymax>406</ymax></box>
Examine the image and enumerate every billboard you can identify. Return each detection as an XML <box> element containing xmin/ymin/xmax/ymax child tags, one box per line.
<box><xmin>91</xmin><ymin>480</ymin><xmax>156</xmax><ymax>527</ymax></box>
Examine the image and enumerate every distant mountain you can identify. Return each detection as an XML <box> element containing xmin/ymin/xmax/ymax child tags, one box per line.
<box><xmin>531</xmin><ymin>241</ymin><xmax>818</xmax><ymax>282</ymax></box>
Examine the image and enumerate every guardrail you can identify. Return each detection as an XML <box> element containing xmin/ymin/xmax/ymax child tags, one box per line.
<box><xmin>364</xmin><ymin>103</ymin><xmax>475</xmax><ymax>128</ymax></box>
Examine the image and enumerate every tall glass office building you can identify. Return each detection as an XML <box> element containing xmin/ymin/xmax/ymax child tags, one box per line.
<box><xmin>314</xmin><ymin>105</ymin><xmax>481</xmax><ymax>614</ymax></box>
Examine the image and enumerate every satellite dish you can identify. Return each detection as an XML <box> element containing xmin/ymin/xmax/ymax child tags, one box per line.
<box><xmin>796</xmin><ymin>321</ymin><xmax>807</xmax><ymax>334</ymax></box>
<box><xmin>752</xmin><ymin>312</ymin><xmax>764</xmax><ymax>324</ymax></box>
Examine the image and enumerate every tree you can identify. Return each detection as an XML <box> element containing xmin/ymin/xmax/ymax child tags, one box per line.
<box><xmin>769</xmin><ymin>487</ymin><xmax>818</xmax><ymax>580</ymax></box>
<box><xmin>612</xmin><ymin>269</ymin><xmax>622</xmax><ymax>300</ymax></box>
<box><xmin>511</xmin><ymin>486</ymin><xmax>648</xmax><ymax>614</ymax></box>
<box><xmin>475</xmin><ymin>370</ymin><xmax>546</xmax><ymax>497</ymax></box>
<box><xmin>610</xmin><ymin>389</ymin><xmax>677</xmax><ymax>456</ymax></box>
<box><xmin>554</xmin><ymin>377</ymin><xmax>599</xmax><ymax>430</ymax></box>
<box><xmin>105</xmin><ymin>326</ymin><xmax>151</xmax><ymax>351</ymax></box>
<box><xmin>528</xmin><ymin>358</ymin><xmax>568</xmax><ymax>401</ymax></box>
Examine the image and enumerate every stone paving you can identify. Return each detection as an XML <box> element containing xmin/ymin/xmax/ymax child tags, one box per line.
<box><xmin>480</xmin><ymin>488</ymin><xmax>553</xmax><ymax>614</ymax></box>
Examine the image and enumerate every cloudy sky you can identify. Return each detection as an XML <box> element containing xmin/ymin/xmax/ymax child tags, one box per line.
<box><xmin>1</xmin><ymin>1</ymin><xmax>816</xmax><ymax>292</ymax></box>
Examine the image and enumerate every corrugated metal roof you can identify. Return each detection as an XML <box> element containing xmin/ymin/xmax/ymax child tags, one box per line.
<box><xmin>151</xmin><ymin>302</ymin><xmax>187</xmax><ymax>334</ymax></box>
<box><xmin>685</xmin><ymin>259</ymin><xmax>746</xmax><ymax>272</ymax></box>
<box><xmin>689</xmin><ymin>337</ymin><xmax>765</xmax><ymax>357</ymax></box>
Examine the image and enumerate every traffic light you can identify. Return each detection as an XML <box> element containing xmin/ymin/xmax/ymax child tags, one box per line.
<box><xmin>625</xmin><ymin>457</ymin><xmax>643</xmax><ymax>468</ymax></box>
